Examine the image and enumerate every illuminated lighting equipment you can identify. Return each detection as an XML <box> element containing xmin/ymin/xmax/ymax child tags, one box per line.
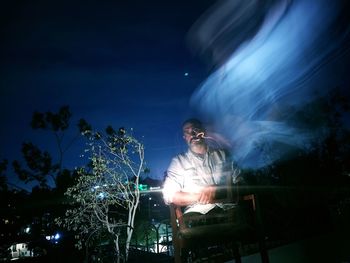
<box><xmin>138</xmin><ymin>184</ymin><xmax>148</xmax><ymax>191</ymax></box>
<box><xmin>98</xmin><ymin>192</ymin><xmax>106</xmax><ymax>199</ymax></box>
<box><xmin>46</xmin><ymin>233</ymin><xmax>61</xmax><ymax>241</ymax></box>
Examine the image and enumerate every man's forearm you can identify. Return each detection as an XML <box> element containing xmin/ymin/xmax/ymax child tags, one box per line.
<box><xmin>171</xmin><ymin>192</ymin><xmax>200</xmax><ymax>206</ymax></box>
<box><xmin>171</xmin><ymin>185</ymin><xmax>217</xmax><ymax>206</ymax></box>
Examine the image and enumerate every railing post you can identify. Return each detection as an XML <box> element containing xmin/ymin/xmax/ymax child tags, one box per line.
<box><xmin>255</xmin><ymin>193</ymin><xmax>269</xmax><ymax>263</ymax></box>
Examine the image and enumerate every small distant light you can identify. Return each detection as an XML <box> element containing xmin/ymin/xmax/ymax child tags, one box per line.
<box><xmin>184</xmin><ymin>72</ymin><xmax>189</xmax><ymax>76</ymax></box>
<box><xmin>25</xmin><ymin>227</ymin><xmax>30</xmax><ymax>234</ymax></box>
<box><xmin>54</xmin><ymin>233</ymin><xmax>60</xmax><ymax>240</ymax></box>
<box><xmin>148</xmin><ymin>197</ymin><xmax>152</xmax><ymax>200</ymax></box>
<box><xmin>45</xmin><ymin>236</ymin><xmax>51</xmax><ymax>241</ymax></box>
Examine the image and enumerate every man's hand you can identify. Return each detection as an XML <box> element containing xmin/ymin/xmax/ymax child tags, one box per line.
<box><xmin>198</xmin><ymin>186</ymin><xmax>216</xmax><ymax>204</ymax></box>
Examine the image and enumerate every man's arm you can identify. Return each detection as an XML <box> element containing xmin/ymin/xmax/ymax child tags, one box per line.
<box><xmin>171</xmin><ymin>186</ymin><xmax>217</xmax><ymax>206</ymax></box>
<box><xmin>171</xmin><ymin>192</ymin><xmax>200</xmax><ymax>206</ymax></box>
<box><xmin>163</xmin><ymin>155</ymin><xmax>218</xmax><ymax>206</ymax></box>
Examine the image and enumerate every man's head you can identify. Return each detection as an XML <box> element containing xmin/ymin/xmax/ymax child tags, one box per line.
<box><xmin>182</xmin><ymin>118</ymin><xmax>206</xmax><ymax>146</ymax></box>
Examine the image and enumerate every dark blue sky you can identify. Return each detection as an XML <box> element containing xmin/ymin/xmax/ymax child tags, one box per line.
<box><xmin>0</xmin><ymin>0</ymin><xmax>216</xmax><ymax>188</ymax></box>
<box><xmin>1</xmin><ymin>0</ymin><xmax>350</xmax><ymax>190</ymax></box>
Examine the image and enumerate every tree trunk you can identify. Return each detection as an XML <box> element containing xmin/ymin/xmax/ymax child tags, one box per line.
<box><xmin>125</xmin><ymin>197</ymin><xmax>139</xmax><ymax>261</ymax></box>
<box><xmin>114</xmin><ymin>234</ymin><xmax>120</xmax><ymax>263</ymax></box>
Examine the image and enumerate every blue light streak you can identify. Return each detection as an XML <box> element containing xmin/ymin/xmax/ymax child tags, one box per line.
<box><xmin>190</xmin><ymin>0</ymin><xmax>350</xmax><ymax>168</ymax></box>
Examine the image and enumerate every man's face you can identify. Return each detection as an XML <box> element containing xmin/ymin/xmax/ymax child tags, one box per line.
<box><xmin>182</xmin><ymin>122</ymin><xmax>205</xmax><ymax>146</ymax></box>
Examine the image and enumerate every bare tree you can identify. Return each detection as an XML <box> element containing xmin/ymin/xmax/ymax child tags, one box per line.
<box><xmin>56</xmin><ymin>127</ymin><xmax>145</xmax><ymax>263</ymax></box>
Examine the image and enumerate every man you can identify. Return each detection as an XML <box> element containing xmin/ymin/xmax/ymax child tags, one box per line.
<box><xmin>162</xmin><ymin>118</ymin><xmax>240</xmax><ymax>215</ymax></box>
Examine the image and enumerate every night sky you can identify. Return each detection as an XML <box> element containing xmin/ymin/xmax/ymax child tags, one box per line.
<box><xmin>0</xmin><ymin>0</ymin><xmax>217</xmax><ymax>189</ymax></box>
<box><xmin>1</xmin><ymin>0</ymin><xmax>350</xmax><ymax>190</ymax></box>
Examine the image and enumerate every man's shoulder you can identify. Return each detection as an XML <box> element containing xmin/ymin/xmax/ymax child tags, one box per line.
<box><xmin>172</xmin><ymin>151</ymin><xmax>191</xmax><ymax>162</ymax></box>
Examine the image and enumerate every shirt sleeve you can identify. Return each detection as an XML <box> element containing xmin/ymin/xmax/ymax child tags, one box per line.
<box><xmin>162</xmin><ymin>157</ymin><xmax>183</xmax><ymax>205</ymax></box>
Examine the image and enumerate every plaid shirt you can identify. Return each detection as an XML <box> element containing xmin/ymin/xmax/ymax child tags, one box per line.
<box><xmin>162</xmin><ymin>148</ymin><xmax>240</xmax><ymax>214</ymax></box>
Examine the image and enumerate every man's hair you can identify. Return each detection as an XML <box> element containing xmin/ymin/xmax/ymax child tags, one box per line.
<box><xmin>182</xmin><ymin>118</ymin><xmax>205</xmax><ymax>130</ymax></box>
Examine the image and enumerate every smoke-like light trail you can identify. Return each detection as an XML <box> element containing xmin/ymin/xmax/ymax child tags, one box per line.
<box><xmin>189</xmin><ymin>0</ymin><xmax>350</xmax><ymax>168</ymax></box>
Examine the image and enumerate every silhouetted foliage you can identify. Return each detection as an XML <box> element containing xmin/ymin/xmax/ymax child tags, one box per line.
<box><xmin>78</xmin><ymin>118</ymin><xmax>92</xmax><ymax>135</ymax></box>
<box><xmin>31</xmin><ymin>105</ymin><xmax>71</xmax><ymax>131</ymax></box>
<box><xmin>249</xmin><ymin>87</ymin><xmax>350</xmax><ymax>186</ymax></box>
<box><xmin>283</xmin><ymin>88</ymin><xmax>349</xmax><ymax>185</ymax></box>
<box><xmin>241</xmin><ymin>88</ymin><xmax>350</xmax><ymax>244</ymax></box>
<box><xmin>55</xmin><ymin>169</ymin><xmax>77</xmax><ymax>193</ymax></box>
<box><xmin>13</xmin><ymin>143</ymin><xmax>56</xmax><ymax>188</ymax></box>
<box><xmin>0</xmin><ymin>159</ymin><xmax>8</xmax><ymax>191</ymax></box>
<box><xmin>12</xmin><ymin>106</ymin><xmax>91</xmax><ymax>190</ymax></box>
